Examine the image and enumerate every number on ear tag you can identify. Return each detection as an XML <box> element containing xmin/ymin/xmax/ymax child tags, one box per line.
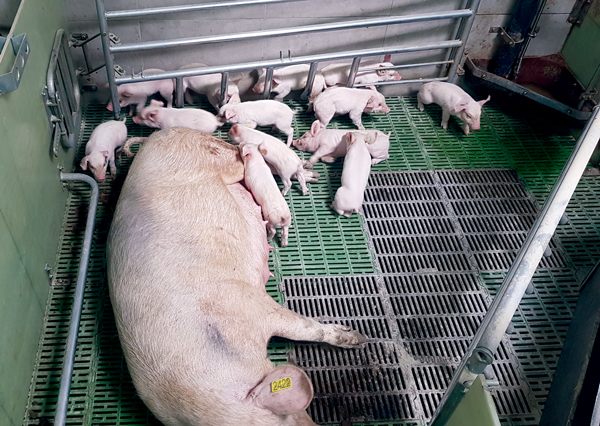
<box><xmin>271</xmin><ymin>377</ymin><xmax>292</xmax><ymax>393</ymax></box>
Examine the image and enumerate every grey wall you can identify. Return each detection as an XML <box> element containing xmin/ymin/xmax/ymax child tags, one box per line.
<box><xmin>67</xmin><ymin>0</ymin><xmax>576</xmax><ymax>99</ymax></box>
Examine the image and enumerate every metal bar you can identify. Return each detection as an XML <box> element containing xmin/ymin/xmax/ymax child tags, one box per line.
<box><xmin>54</xmin><ymin>173</ymin><xmax>99</xmax><ymax>426</ymax></box>
<box><xmin>429</xmin><ymin>106</ymin><xmax>600</xmax><ymax>426</ymax></box>
<box><xmin>440</xmin><ymin>0</ymin><xmax>469</xmax><ymax>78</ymax></box>
<box><xmin>58</xmin><ymin>48</ymin><xmax>77</xmax><ymax>116</ymax></box>
<box><xmin>466</xmin><ymin>57</ymin><xmax>592</xmax><ymax>121</ymax></box>
<box><xmin>263</xmin><ymin>68</ymin><xmax>274</xmax><ymax>99</ymax></box>
<box><xmin>62</xmin><ymin>32</ymin><xmax>81</xmax><ymax>112</ymax></box>
<box><xmin>175</xmin><ymin>77</ymin><xmax>184</xmax><ymax>108</ymax></box>
<box><xmin>47</xmin><ymin>30</ymin><xmax>66</xmax><ymax>102</ymax></box>
<box><xmin>354</xmin><ymin>76</ymin><xmax>448</xmax><ymax>87</ymax></box>
<box><xmin>96</xmin><ymin>0</ymin><xmax>121</xmax><ymax>119</ymax></box>
<box><xmin>300</xmin><ymin>62</ymin><xmax>319</xmax><ymax>100</ymax></box>
<box><xmin>513</xmin><ymin>0</ymin><xmax>548</xmax><ymax>77</ymax></box>
<box><xmin>219</xmin><ymin>72</ymin><xmax>229</xmax><ymax>106</ymax></box>
<box><xmin>447</xmin><ymin>0</ymin><xmax>481</xmax><ymax>83</ymax></box>
<box><xmin>115</xmin><ymin>40</ymin><xmax>462</xmax><ymax>84</ymax></box>
<box><xmin>106</xmin><ymin>0</ymin><xmax>303</xmax><ymax>20</ymax></box>
<box><xmin>359</xmin><ymin>60</ymin><xmax>454</xmax><ymax>72</ymax></box>
<box><xmin>110</xmin><ymin>10</ymin><xmax>473</xmax><ymax>53</ymax></box>
<box><xmin>346</xmin><ymin>57</ymin><xmax>362</xmax><ymax>88</ymax></box>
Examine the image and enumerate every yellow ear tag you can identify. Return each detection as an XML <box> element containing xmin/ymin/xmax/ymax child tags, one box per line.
<box><xmin>367</xmin><ymin>98</ymin><xmax>373</xmax><ymax>104</ymax></box>
<box><xmin>365</xmin><ymin>136</ymin><xmax>371</xmax><ymax>143</ymax></box>
<box><xmin>246</xmin><ymin>121</ymin><xmax>253</xmax><ymax>127</ymax></box>
<box><xmin>271</xmin><ymin>377</ymin><xmax>292</xmax><ymax>393</ymax></box>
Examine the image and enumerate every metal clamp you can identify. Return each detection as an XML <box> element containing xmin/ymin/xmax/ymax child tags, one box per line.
<box><xmin>0</xmin><ymin>33</ymin><xmax>30</xmax><ymax>97</ymax></box>
<box><xmin>489</xmin><ymin>27</ymin><xmax>523</xmax><ymax>47</ymax></box>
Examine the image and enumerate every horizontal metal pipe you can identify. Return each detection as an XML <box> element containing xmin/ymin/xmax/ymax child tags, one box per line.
<box><xmin>106</xmin><ymin>0</ymin><xmax>302</xmax><ymax>20</ymax></box>
<box><xmin>54</xmin><ymin>173</ymin><xmax>100</xmax><ymax>426</ymax></box>
<box><xmin>110</xmin><ymin>10</ymin><xmax>472</xmax><ymax>53</ymax></box>
<box><xmin>359</xmin><ymin>60</ymin><xmax>454</xmax><ymax>72</ymax></box>
<box><xmin>115</xmin><ymin>40</ymin><xmax>462</xmax><ymax>84</ymax></box>
<box><xmin>354</xmin><ymin>76</ymin><xmax>448</xmax><ymax>87</ymax></box>
<box><xmin>429</xmin><ymin>106</ymin><xmax>600</xmax><ymax>426</ymax></box>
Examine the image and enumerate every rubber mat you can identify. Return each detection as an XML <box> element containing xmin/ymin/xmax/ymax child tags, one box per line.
<box><xmin>23</xmin><ymin>97</ymin><xmax>600</xmax><ymax>426</ymax></box>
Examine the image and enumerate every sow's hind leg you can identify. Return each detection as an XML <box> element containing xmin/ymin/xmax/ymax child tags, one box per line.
<box><xmin>267</xmin><ymin>301</ymin><xmax>367</xmax><ymax>348</ymax></box>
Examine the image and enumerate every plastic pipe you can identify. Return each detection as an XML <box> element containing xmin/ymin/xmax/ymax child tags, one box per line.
<box><xmin>110</xmin><ymin>10</ymin><xmax>472</xmax><ymax>53</ymax></box>
<box><xmin>429</xmin><ymin>106</ymin><xmax>600</xmax><ymax>426</ymax></box>
<box><xmin>54</xmin><ymin>173</ymin><xmax>99</xmax><ymax>426</ymax></box>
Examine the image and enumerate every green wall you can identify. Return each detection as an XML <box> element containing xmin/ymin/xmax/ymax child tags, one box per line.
<box><xmin>562</xmin><ymin>0</ymin><xmax>600</xmax><ymax>88</ymax></box>
<box><xmin>0</xmin><ymin>0</ymin><xmax>75</xmax><ymax>424</ymax></box>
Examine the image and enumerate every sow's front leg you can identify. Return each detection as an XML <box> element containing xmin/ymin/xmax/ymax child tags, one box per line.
<box><xmin>267</xmin><ymin>302</ymin><xmax>367</xmax><ymax>348</ymax></box>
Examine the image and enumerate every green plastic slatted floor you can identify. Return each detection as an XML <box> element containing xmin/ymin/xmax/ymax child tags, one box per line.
<box><xmin>23</xmin><ymin>96</ymin><xmax>600</xmax><ymax>425</ymax></box>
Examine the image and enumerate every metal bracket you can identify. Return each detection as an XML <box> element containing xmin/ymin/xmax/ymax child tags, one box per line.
<box><xmin>108</xmin><ymin>33</ymin><xmax>121</xmax><ymax>45</ymax></box>
<box><xmin>114</xmin><ymin>64</ymin><xmax>125</xmax><ymax>76</ymax></box>
<box><xmin>0</xmin><ymin>33</ymin><xmax>30</xmax><ymax>97</ymax></box>
<box><xmin>568</xmin><ymin>0</ymin><xmax>593</xmax><ymax>27</ymax></box>
<box><xmin>489</xmin><ymin>27</ymin><xmax>524</xmax><ymax>47</ymax></box>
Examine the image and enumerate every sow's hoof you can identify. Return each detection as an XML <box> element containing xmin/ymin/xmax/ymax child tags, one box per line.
<box><xmin>324</xmin><ymin>324</ymin><xmax>367</xmax><ymax>348</ymax></box>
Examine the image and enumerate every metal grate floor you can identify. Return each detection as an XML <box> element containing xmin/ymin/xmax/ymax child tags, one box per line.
<box><xmin>23</xmin><ymin>97</ymin><xmax>600</xmax><ymax>426</ymax></box>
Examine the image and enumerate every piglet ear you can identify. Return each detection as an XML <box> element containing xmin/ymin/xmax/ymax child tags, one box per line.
<box><xmin>229</xmin><ymin>93</ymin><xmax>241</xmax><ymax>104</ymax></box>
<box><xmin>249</xmin><ymin>365</ymin><xmax>313</xmax><ymax>415</ymax></box>
<box><xmin>104</xmin><ymin>83</ymin><xmax>110</xmax><ymax>89</ymax></box>
<box><xmin>225</xmin><ymin>109</ymin><xmax>236</xmax><ymax>120</ymax></box>
<box><xmin>478</xmin><ymin>95</ymin><xmax>491</xmax><ymax>107</ymax></box>
<box><xmin>310</xmin><ymin>120</ymin><xmax>322</xmax><ymax>135</ymax></box>
<box><xmin>80</xmin><ymin>156</ymin><xmax>90</xmax><ymax>170</ymax></box>
<box><xmin>101</xmin><ymin>150</ymin><xmax>110</xmax><ymax>160</ymax></box>
<box><xmin>258</xmin><ymin>143</ymin><xmax>268</xmax><ymax>156</ymax></box>
<box><xmin>367</xmin><ymin>97</ymin><xmax>374</xmax><ymax>105</ymax></box>
<box><xmin>365</xmin><ymin>132</ymin><xmax>378</xmax><ymax>144</ymax></box>
<box><xmin>150</xmin><ymin>99</ymin><xmax>164</xmax><ymax>107</ymax></box>
<box><xmin>454</xmin><ymin>102</ymin><xmax>468</xmax><ymax>113</ymax></box>
<box><xmin>366</xmin><ymin>86</ymin><xmax>377</xmax><ymax>92</ymax></box>
<box><xmin>121</xmin><ymin>91</ymin><xmax>133</xmax><ymax>98</ymax></box>
<box><xmin>383</xmin><ymin>54</ymin><xmax>391</xmax><ymax>62</ymax></box>
<box><xmin>148</xmin><ymin>110</ymin><xmax>160</xmax><ymax>122</ymax></box>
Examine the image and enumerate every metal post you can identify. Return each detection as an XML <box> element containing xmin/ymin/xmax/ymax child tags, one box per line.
<box><xmin>220</xmin><ymin>72</ymin><xmax>229</xmax><ymax>106</ymax></box>
<box><xmin>54</xmin><ymin>173</ymin><xmax>99</xmax><ymax>426</ymax></box>
<box><xmin>175</xmin><ymin>77</ymin><xmax>184</xmax><ymax>108</ymax></box>
<box><xmin>263</xmin><ymin>68</ymin><xmax>274</xmax><ymax>99</ymax></box>
<box><xmin>300</xmin><ymin>62</ymin><xmax>318</xmax><ymax>100</ymax></box>
<box><xmin>447</xmin><ymin>0</ymin><xmax>481</xmax><ymax>83</ymax></box>
<box><xmin>346</xmin><ymin>57</ymin><xmax>362</xmax><ymax>87</ymax></box>
<box><xmin>96</xmin><ymin>0</ymin><xmax>121</xmax><ymax>119</ymax></box>
<box><xmin>429</xmin><ymin>106</ymin><xmax>600</xmax><ymax>426</ymax></box>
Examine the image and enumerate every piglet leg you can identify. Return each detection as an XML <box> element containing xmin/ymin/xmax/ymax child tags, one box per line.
<box><xmin>349</xmin><ymin>109</ymin><xmax>365</xmax><ymax>130</ymax></box>
<box><xmin>441</xmin><ymin>109</ymin><xmax>451</xmax><ymax>130</ymax></box>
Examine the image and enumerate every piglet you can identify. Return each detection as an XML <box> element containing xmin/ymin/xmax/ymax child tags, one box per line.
<box><xmin>252</xmin><ymin>64</ymin><xmax>326</xmax><ymax>101</ymax></box>
<box><xmin>417</xmin><ymin>81</ymin><xmax>490</xmax><ymax>135</ymax></box>
<box><xmin>219</xmin><ymin>94</ymin><xmax>296</xmax><ymax>146</ymax></box>
<box><xmin>293</xmin><ymin>120</ymin><xmax>391</xmax><ymax>167</ymax></box>
<box><xmin>322</xmin><ymin>55</ymin><xmax>401</xmax><ymax>87</ymax></box>
<box><xmin>106</xmin><ymin>68</ymin><xmax>174</xmax><ymax>114</ymax></box>
<box><xmin>312</xmin><ymin>86</ymin><xmax>390</xmax><ymax>130</ymax></box>
<box><xmin>132</xmin><ymin>100</ymin><xmax>222</xmax><ymax>134</ymax></box>
<box><xmin>80</xmin><ymin>117</ymin><xmax>128</xmax><ymax>181</ymax></box>
<box><xmin>228</xmin><ymin>124</ymin><xmax>308</xmax><ymax>196</ymax></box>
<box><xmin>240</xmin><ymin>142</ymin><xmax>292</xmax><ymax>247</ymax></box>
<box><xmin>180</xmin><ymin>63</ymin><xmax>242</xmax><ymax>110</ymax></box>
<box><xmin>331</xmin><ymin>131</ymin><xmax>376</xmax><ymax>217</ymax></box>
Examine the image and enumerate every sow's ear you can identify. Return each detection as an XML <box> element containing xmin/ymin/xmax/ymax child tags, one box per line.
<box><xmin>249</xmin><ymin>365</ymin><xmax>314</xmax><ymax>415</ymax></box>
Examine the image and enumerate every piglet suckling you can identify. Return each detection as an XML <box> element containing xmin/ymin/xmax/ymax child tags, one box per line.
<box><xmin>240</xmin><ymin>142</ymin><xmax>292</xmax><ymax>247</ymax></box>
<box><xmin>218</xmin><ymin>94</ymin><xmax>296</xmax><ymax>146</ymax></box>
<box><xmin>80</xmin><ymin>117</ymin><xmax>128</xmax><ymax>180</ymax></box>
<box><xmin>228</xmin><ymin>124</ymin><xmax>308</xmax><ymax>196</ymax></box>
<box><xmin>312</xmin><ymin>86</ymin><xmax>390</xmax><ymax>130</ymax></box>
<box><xmin>132</xmin><ymin>100</ymin><xmax>222</xmax><ymax>134</ymax></box>
<box><xmin>331</xmin><ymin>131</ymin><xmax>376</xmax><ymax>217</ymax></box>
<box><xmin>106</xmin><ymin>68</ymin><xmax>174</xmax><ymax>114</ymax></box>
<box><xmin>417</xmin><ymin>81</ymin><xmax>490</xmax><ymax>135</ymax></box>
<box><xmin>293</xmin><ymin>120</ymin><xmax>391</xmax><ymax>167</ymax></box>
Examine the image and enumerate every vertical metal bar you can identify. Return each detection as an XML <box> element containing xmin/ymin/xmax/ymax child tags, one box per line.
<box><xmin>175</xmin><ymin>77</ymin><xmax>184</xmax><ymax>108</ymax></box>
<box><xmin>263</xmin><ymin>67</ymin><xmax>274</xmax><ymax>99</ymax></box>
<box><xmin>58</xmin><ymin>48</ymin><xmax>77</xmax><ymax>117</ymax></box>
<box><xmin>447</xmin><ymin>0</ymin><xmax>480</xmax><ymax>83</ymax></box>
<box><xmin>220</xmin><ymin>72</ymin><xmax>229</xmax><ymax>106</ymax></box>
<box><xmin>429</xmin><ymin>106</ymin><xmax>600</xmax><ymax>426</ymax></box>
<box><xmin>61</xmin><ymin>32</ymin><xmax>81</xmax><ymax>111</ymax></box>
<box><xmin>54</xmin><ymin>173</ymin><xmax>99</xmax><ymax>426</ymax></box>
<box><xmin>96</xmin><ymin>0</ymin><xmax>121</xmax><ymax>118</ymax></box>
<box><xmin>346</xmin><ymin>57</ymin><xmax>362</xmax><ymax>87</ymax></box>
<box><xmin>300</xmin><ymin>62</ymin><xmax>319</xmax><ymax>100</ymax></box>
